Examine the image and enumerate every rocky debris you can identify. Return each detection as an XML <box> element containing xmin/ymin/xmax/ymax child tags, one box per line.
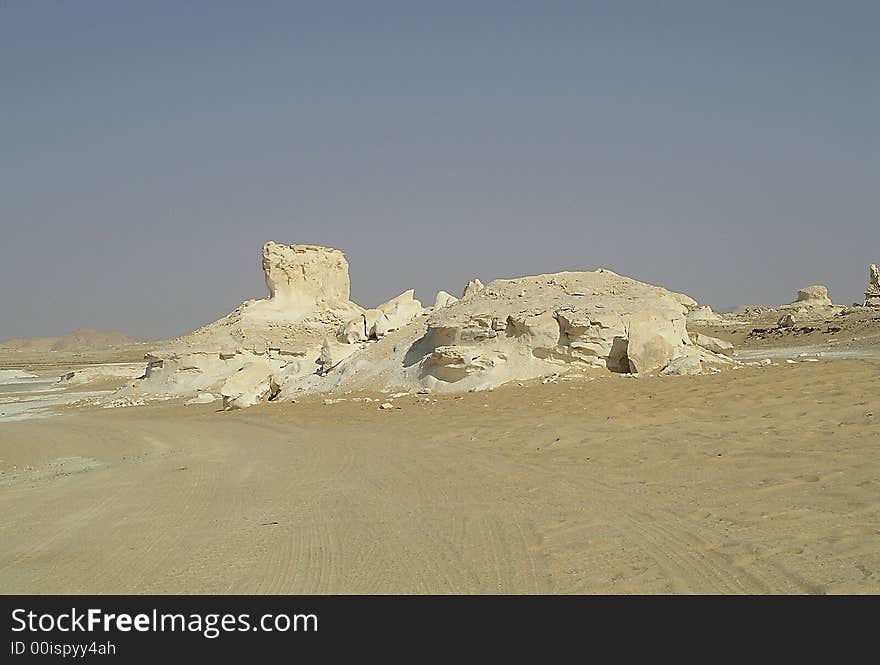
<box><xmin>339</xmin><ymin>290</ymin><xmax>424</xmax><ymax>343</ymax></box>
<box><xmin>660</xmin><ymin>354</ymin><xmax>704</xmax><ymax>376</ymax></box>
<box><xmin>433</xmin><ymin>291</ymin><xmax>458</xmax><ymax>309</ymax></box>
<box><xmin>777</xmin><ymin>313</ymin><xmax>796</xmax><ymax>328</ymax></box>
<box><xmin>865</xmin><ymin>264</ymin><xmax>880</xmax><ymax>307</ymax></box>
<box><xmin>748</xmin><ymin>324</ymin><xmax>842</xmax><ymax>340</ymax></box>
<box><xmin>379</xmin><ymin>402</ymin><xmax>395</xmax><ymax>410</ymax></box>
<box><xmin>462</xmin><ymin>278</ymin><xmax>485</xmax><ymax>298</ymax></box>
<box><xmin>102</xmin><ymin>397</ymin><xmax>147</xmax><ymax>409</ymax></box>
<box><xmin>220</xmin><ymin>361</ymin><xmax>281</xmax><ymax>410</ymax></box>
<box><xmin>689</xmin><ymin>332</ymin><xmax>734</xmax><ymax>356</ymax></box>
<box><xmin>686</xmin><ymin>305</ymin><xmax>723</xmax><ymax>324</ymax></box>
<box><xmin>186</xmin><ymin>392</ymin><xmax>216</xmax><ymax>405</ymax></box>
<box><xmin>781</xmin><ymin>284</ymin><xmax>834</xmax><ymax>310</ymax></box>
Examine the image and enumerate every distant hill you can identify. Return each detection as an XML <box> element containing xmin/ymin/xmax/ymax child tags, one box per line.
<box><xmin>0</xmin><ymin>328</ymin><xmax>138</xmax><ymax>352</ymax></box>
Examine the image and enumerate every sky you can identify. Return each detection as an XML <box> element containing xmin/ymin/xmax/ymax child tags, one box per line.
<box><xmin>1</xmin><ymin>1</ymin><xmax>877</xmax><ymax>341</ymax></box>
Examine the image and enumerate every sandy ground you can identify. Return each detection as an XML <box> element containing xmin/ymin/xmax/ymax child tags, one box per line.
<box><xmin>1</xmin><ymin>357</ymin><xmax>878</xmax><ymax>594</ymax></box>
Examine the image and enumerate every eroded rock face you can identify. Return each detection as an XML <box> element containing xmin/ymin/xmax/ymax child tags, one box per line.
<box><xmin>660</xmin><ymin>354</ymin><xmax>704</xmax><ymax>376</ymax></box>
<box><xmin>262</xmin><ymin>241</ymin><xmax>352</xmax><ymax>312</ymax></box>
<box><xmin>796</xmin><ymin>285</ymin><xmax>832</xmax><ymax>306</ymax></box>
<box><xmin>128</xmin><ymin>241</ymin><xmax>364</xmax><ymax>407</ymax></box>
<box><xmin>415</xmin><ymin>270</ymin><xmax>694</xmax><ymax>386</ymax></box>
<box><xmin>338</xmin><ymin>290</ymin><xmax>424</xmax><ymax>342</ymax></box>
<box><xmin>123</xmin><ymin>244</ymin><xmax>719</xmax><ymax>408</ymax></box>
<box><xmin>626</xmin><ymin>312</ymin><xmax>686</xmax><ymax>374</ymax></box>
<box><xmin>462</xmin><ymin>278</ymin><xmax>485</xmax><ymax>298</ymax></box>
<box><xmin>433</xmin><ymin>291</ymin><xmax>458</xmax><ymax>309</ymax></box>
<box><xmin>221</xmin><ymin>361</ymin><xmax>281</xmax><ymax>410</ymax></box>
<box><xmin>689</xmin><ymin>332</ymin><xmax>734</xmax><ymax>356</ymax></box>
<box><xmin>777</xmin><ymin>313</ymin><xmax>796</xmax><ymax>328</ymax></box>
<box><xmin>373</xmin><ymin>290</ymin><xmax>424</xmax><ymax>337</ymax></box>
<box><xmin>319</xmin><ymin>337</ymin><xmax>361</xmax><ymax>375</ymax></box>
<box><xmin>865</xmin><ymin>265</ymin><xmax>880</xmax><ymax>307</ymax></box>
<box><xmin>782</xmin><ymin>284</ymin><xmax>833</xmax><ymax>309</ymax></box>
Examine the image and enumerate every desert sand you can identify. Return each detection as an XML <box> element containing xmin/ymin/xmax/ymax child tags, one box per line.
<box><xmin>1</xmin><ymin>354</ymin><xmax>878</xmax><ymax>594</ymax></box>
<box><xmin>2</xmin><ymin>249</ymin><xmax>879</xmax><ymax>594</ymax></box>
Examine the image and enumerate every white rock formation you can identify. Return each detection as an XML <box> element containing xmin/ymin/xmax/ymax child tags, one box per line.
<box><xmin>122</xmin><ymin>242</ymin><xmax>728</xmax><ymax>409</ymax></box>
<box><xmin>319</xmin><ymin>337</ymin><xmax>361</xmax><ymax>374</ymax></box>
<box><xmin>324</xmin><ymin>269</ymin><xmax>699</xmax><ymax>394</ymax></box>
<box><xmin>221</xmin><ymin>361</ymin><xmax>281</xmax><ymax>410</ymax></box>
<box><xmin>865</xmin><ymin>264</ymin><xmax>880</xmax><ymax>307</ymax></box>
<box><xmin>462</xmin><ymin>278</ymin><xmax>485</xmax><ymax>298</ymax></box>
<box><xmin>660</xmin><ymin>354</ymin><xmax>704</xmax><ymax>376</ymax></box>
<box><xmin>338</xmin><ymin>290</ymin><xmax>424</xmax><ymax>342</ymax></box>
<box><xmin>781</xmin><ymin>284</ymin><xmax>833</xmax><ymax>309</ymax></box>
<box><xmin>186</xmin><ymin>392</ymin><xmax>216</xmax><ymax>405</ymax></box>
<box><xmin>686</xmin><ymin>305</ymin><xmax>722</xmax><ymax>324</ymax></box>
<box><xmin>433</xmin><ymin>291</ymin><xmax>458</xmax><ymax>309</ymax></box>
<box><xmin>689</xmin><ymin>333</ymin><xmax>734</xmax><ymax>356</ymax></box>
<box><xmin>261</xmin><ymin>241</ymin><xmax>353</xmax><ymax>314</ymax></box>
<box><xmin>373</xmin><ymin>290</ymin><xmax>424</xmax><ymax>338</ymax></box>
<box><xmin>777</xmin><ymin>313</ymin><xmax>796</xmax><ymax>328</ymax></box>
<box><xmin>128</xmin><ymin>241</ymin><xmax>363</xmax><ymax>406</ymax></box>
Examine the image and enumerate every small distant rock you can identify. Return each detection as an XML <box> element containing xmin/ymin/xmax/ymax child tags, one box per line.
<box><xmin>462</xmin><ymin>278</ymin><xmax>485</xmax><ymax>298</ymax></box>
<box><xmin>186</xmin><ymin>392</ymin><xmax>216</xmax><ymax>405</ymax></box>
<box><xmin>433</xmin><ymin>290</ymin><xmax>458</xmax><ymax>309</ymax></box>
<box><xmin>686</xmin><ymin>305</ymin><xmax>723</xmax><ymax>324</ymax></box>
<box><xmin>660</xmin><ymin>355</ymin><xmax>703</xmax><ymax>376</ymax></box>
<box><xmin>689</xmin><ymin>332</ymin><xmax>734</xmax><ymax>356</ymax></box>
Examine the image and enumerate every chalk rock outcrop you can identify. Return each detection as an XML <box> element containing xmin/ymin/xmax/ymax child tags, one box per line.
<box><xmin>462</xmin><ymin>279</ymin><xmax>485</xmax><ymax>298</ymax></box>
<box><xmin>433</xmin><ymin>291</ymin><xmax>458</xmax><ymax>309</ymax></box>
<box><xmin>319</xmin><ymin>337</ymin><xmax>361</xmax><ymax>374</ymax></box>
<box><xmin>686</xmin><ymin>305</ymin><xmax>722</xmax><ymax>324</ymax></box>
<box><xmin>123</xmin><ymin>242</ymin><xmax>724</xmax><ymax>408</ymax></box>
<box><xmin>373</xmin><ymin>290</ymin><xmax>424</xmax><ymax>337</ymax></box>
<box><xmin>660</xmin><ymin>354</ymin><xmax>704</xmax><ymax>376</ymax></box>
<box><xmin>782</xmin><ymin>284</ymin><xmax>833</xmax><ymax>309</ymax></box>
<box><xmin>186</xmin><ymin>392</ymin><xmax>216</xmax><ymax>405</ymax></box>
<box><xmin>689</xmin><ymin>332</ymin><xmax>734</xmax><ymax>356</ymax></box>
<box><xmin>261</xmin><ymin>241</ymin><xmax>352</xmax><ymax>313</ymax></box>
<box><xmin>412</xmin><ymin>270</ymin><xmax>695</xmax><ymax>389</ymax></box>
<box><xmin>129</xmin><ymin>241</ymin><xmax>363</xmax><ymax>406</ymax></box>
<box><xmin>338</xmin><ymin>290</ymin><xmax>424</xmax><ymax>342</ymax></box>
<box><xmin>865</xmin><ymin>264</ymin><xmax>880</xmax><ymax>307</ymax></box>
<box><xmin>777</xmin><ymin>313</ymin><xmax>796</xmax><ymax>328</ymax></box>
<box><xmin>221</xmin><ymin>361</ymin><xmax>281</xmax><ymax>410</ymax></box>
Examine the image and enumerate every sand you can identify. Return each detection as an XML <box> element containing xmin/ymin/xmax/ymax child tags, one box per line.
<box><xmin>1</xmin><ymin>358</ymin><xmax>878</xmax><ymax>594</ymax></box>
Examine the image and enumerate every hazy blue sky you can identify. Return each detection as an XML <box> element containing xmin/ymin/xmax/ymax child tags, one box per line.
<box><xmin>1</xmin><ymin>1</ymin><xmax>877</xmax><ymax>340</ymax></box>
